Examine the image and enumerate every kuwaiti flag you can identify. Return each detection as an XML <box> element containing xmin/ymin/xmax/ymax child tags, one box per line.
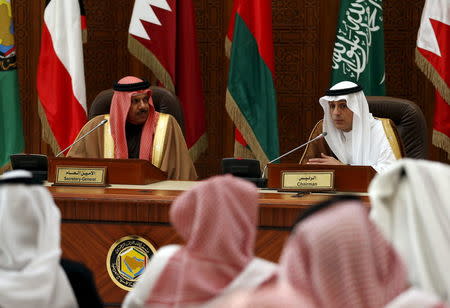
<box><xmin>416</xmin><ymin>0</ymin><xmax>450</xmax><ymax>158</ymax></box>
<box><xmin>225</xmin><ymin>0</ymin><xmax>280</xmax><ymax>166</ymax></box>
<box><xmin>37</xmin><ymin>0</ymin><xmax>87</xmax><ymax>154</ymax></box>
<box><xmin>128</xmin><ymin>0</ymin><xmax>207</xmax><ymax>162</ymax></box>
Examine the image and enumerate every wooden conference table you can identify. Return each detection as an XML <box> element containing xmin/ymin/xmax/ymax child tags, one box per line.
<box><xmin>48</xmin><ymin>181</ymin><xmax>369</xmax><ymax>306</ymax></box>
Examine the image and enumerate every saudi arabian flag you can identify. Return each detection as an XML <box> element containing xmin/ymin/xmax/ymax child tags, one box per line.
<box><xmin>226</xmin><ymin>0</ymin><xmax>279</xmax><ymax>166</ymax></box>
<box><xmin>0</xmin><ymin>0</ymin><xmax>25</xmax><ymax>172</ymax></box>
<box><xmin>331</xmin><ymin>0</ymin><xmax>386</xmax><ymax>95</ymax></box>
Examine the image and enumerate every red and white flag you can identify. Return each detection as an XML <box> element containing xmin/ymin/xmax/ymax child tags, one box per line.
<box><xmin>416</xmin><ymin>0</ymin><xmax>450</xmax><ymax>158</ymax></box>
<box><xmin>128</xmin><ymin>0</ymin><xmax>207</xmax><ymax>161</ymax></box>
<box><xmin>37</xmin><ymin>0</ymin><xmax>87</xmax><ymax>154</ymax></box>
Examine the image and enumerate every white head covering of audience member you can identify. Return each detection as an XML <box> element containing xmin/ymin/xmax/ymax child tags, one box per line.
<box><xmin>369</xmin><ymin>159</ymin><xmax>450</xmax><ymax>303</ymax></box>
<box><xmin>319</xmin><ymin>81</ymin><xmax>394</xmax><ymax>171</ymax></box>
<box><xmin>0</xmin><ymin>170</ymin><xmax>78</xmax><ymax>308</ymax></box>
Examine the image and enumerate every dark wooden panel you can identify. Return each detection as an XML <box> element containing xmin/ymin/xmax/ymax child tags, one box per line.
<box><xmin>11</xmin><ymin>0</ymin><xmax>447</xmax><ymax>182</ymax></box>
<box><xmin>61</xmin><ymin>223</ymin><xmax>183</xmax><ymax>305</ymax></box>
<box><xmin>61</xmin><ymin>223</ymin><xmax>289</xmax><ymax>306</ymax></box>
<box><xmin>48</xmin><ymin>157</ymin><xmax>167</xmax><ymax>184</ymax></box>
<box><xmin>52</xmin><ymin>185</ymin><xmax>369</xmax><ymax>305</ymax></box>
<box><xmin>50</xmin><ymin>186</ymin><xmax>354</xmax><ymax>227</ymax></box>
<box><xmin>255</xmin><ymin>230</ymin><xmax>290</xmax><ymax>261</ymax></box>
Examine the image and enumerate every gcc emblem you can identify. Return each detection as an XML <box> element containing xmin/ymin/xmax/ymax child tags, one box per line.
<box><xmin>106</xmin><ymin>235</ymin><xmax>157</xmax><ymax>291</ymax></box>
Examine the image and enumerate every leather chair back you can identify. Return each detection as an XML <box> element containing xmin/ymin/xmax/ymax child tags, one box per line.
<box><xmin>367</xmin><ymin>96</ymin><xmax>428</xmax><ymax>159</ymax></box>
<box><xmin>88</xmin><ymin>86</ymin><xmax>185</xmax><ymax>134</ymax></box>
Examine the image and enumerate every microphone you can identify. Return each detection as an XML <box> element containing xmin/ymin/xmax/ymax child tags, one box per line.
<box><xmin>55</xmin><ymin>119</ymin><xmax>108</xmax><ymax>157</ymax></box>
<box><xmin>261</xmin><ymin>132</ymin><xmax>327</xmax><ymax>178</ymax></box>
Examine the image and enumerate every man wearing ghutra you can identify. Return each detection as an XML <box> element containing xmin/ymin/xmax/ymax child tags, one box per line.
<box><xmin>0</xmin><ymin>170</ymin><xmax>104</xmax><ymax>307</ymax></box>
<box><xmin>67</xmin><ymin>76</ymin><xmax>197</xmax><ymax>180</ymax></box>
<box><xmin>300</xmin><ymin>81</ymin><xmax>403</xmax><ymax>172</ymax></box>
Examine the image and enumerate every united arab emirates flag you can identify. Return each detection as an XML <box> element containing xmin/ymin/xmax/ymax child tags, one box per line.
<box><xmin>330</xmin><ymin>0</ymin><xmax>386</xmax><ymax>95</ymax></box>
<box><xmin>0</xmin><ymin>0</ymin><xmax>24</xmax><ymax>173</ymax></box>
<box><xmin>226</xmin><ymin>0</ymin><xmax>280</xmax><ymax>166</ymax></box>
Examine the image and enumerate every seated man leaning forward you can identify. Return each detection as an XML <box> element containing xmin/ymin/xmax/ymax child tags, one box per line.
<box><xmin>67</xmin><ymin>76</ymin><xmax>197</xmax><ymax>180</ymax></box>
<box><xmin>299</xmin><ymin>81</ymin><xmax>403</xmax><ymax>173</ymax></box>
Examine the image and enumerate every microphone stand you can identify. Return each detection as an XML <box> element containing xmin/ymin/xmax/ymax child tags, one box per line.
<box><xmin>55</xmin><ymin>119</ymin><xmax>108</xmax><ymax>157</ymax></box>
<box><xmin>261</xmin><ymin>132</ymin><xmax>327</xmax><ymax>179</ymax></box>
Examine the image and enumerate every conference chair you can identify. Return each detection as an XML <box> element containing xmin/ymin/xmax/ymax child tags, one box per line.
<box><xmin>367</xmin><ymin>96</ymin><xmax>428</xmax><ymax>159</ymax></box>
<box><xmin>88</xmin><ymin>86</ymin><xmax>186</xmax><ymax>135</ymax></box>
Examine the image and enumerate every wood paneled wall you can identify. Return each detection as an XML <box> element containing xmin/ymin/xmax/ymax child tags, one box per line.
<box><xmin>11</xmin><ymin>0</ymin><xmax>447</xmax><ymax>180</ymax></box>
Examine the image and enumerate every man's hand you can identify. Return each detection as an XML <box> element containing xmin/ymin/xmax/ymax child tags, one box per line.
<box><xmin>307</xmin><ymin>153</ymin><xmax>344</xmax><ymax>165</ymax></box>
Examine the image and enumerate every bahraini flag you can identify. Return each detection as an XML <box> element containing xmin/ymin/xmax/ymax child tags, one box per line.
<box><xmin>416</xmin><ymin>0</ymin><xmax>450</xmax><ymax>158</ymax></box>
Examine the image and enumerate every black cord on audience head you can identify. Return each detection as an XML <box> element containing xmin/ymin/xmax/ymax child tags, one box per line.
<box><xmin>399</xmin><ymin>166</ymin><xmax>407</xmax><ymax>178</ymax></box>
<box><xmin>290</xmin><ymin>195</ymin><xmax>362</xmax><ymax>231</ymax></box>
<box><xmin>0</xmin><ymin>176</ymin><xmax>44</xmax><ymax>185</ymax></box>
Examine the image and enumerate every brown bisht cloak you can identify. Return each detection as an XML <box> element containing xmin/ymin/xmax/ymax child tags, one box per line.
<box><xmin>67</xmin><ymin>114</ymin><xmax>197</xmax><ymax>180</ymax></box>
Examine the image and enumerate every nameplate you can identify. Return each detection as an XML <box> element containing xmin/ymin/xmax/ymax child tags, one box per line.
<box><xmin>55</xmin><ymin>166</ymin><xmax>107</xmax><ymax>186</ymax></box>
<box><xmin>281</xmin><ymin>170</ymin><xmax>334</xmax><ymax>191</ymax></box>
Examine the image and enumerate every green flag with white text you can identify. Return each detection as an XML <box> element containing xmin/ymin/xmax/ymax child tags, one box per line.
<box><xmin>0</xmin><ymin>0</ymin><xmax>25</xmax><ymax>172</ymax></box>
<box><xmin>331</xmin><ymin>0</ymin><xmax>386</xmax><ymax>95</ymax></box>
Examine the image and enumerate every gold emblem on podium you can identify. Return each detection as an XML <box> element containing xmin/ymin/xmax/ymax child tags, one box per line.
<box><xmin>106</xmin><ymin>235</ymin><xmax>157</xmax><ymax>291</ymax></box>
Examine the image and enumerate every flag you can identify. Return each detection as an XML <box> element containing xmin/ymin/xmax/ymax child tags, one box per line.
<box><xmin>225</xmin><ymin>0</ymin><xmax>239</xmax><ymax>58</ymax></box>
<box><xmin>225</xmin><ymin>0</ymin><xmax>280</xmax><ymax>166</ymax></box>
<box><xmin>37</xmin><ymin>0</ymin><xmax>87</xmax><ymax>154</ymax></box>
<box><xmin>225</xmin><ymin>1</ymin><xmax>253</xmax><ymax>160</ymax></box>
<box><xmin>0</xmin><ymin>0</ymin><xmax>24</xmax><ymax>173</ymax></box>
<box><xmin>128</xmin><ymin>0</ymin><xmax>207</xmax><ymax>161</ymax></box>
<box><xmin>416</xmin><ymin>0</ymin><xmax>450</xmax><ymax>158</ymax></box>
<box><xmin>330</xmin><ymin>0</ymin><xmax>386</xmax><ymax>95</ymax></box>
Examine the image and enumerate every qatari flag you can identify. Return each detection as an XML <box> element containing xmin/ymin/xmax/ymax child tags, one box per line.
<box><xmin>128</xmin><ymin>0</ymin><xmax>207</xmax><ymax>162</ymax></box>
<box><xmin>37</xmin><ymin>0</ymin><xmax>87</xmax><ymax>154</ymax></box>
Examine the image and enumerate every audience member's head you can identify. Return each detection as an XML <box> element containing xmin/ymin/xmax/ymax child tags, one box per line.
<box><xmin>147</xmin><ymin>174</ymin><xmax>260</xmax><ymax>306</ymax></box>
<box><xmin>369</xmin><ymin>158</ymin><xmax>450</xmax><ymax>303</ymax></box>
<box><xmin>279</xmin><ymin>196</ymin><xmax>408</xmax><ymax>308</ymax></box>
<box><xmin>0</xmin><ymin>170</ymin><xmax>77</xmax><ymax>307</ymax></box>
